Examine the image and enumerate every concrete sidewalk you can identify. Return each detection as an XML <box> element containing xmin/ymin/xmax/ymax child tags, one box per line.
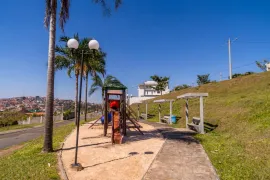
<box><xmin>60</xmin><ymin>121</ymin><xmax>219</xmax><ymax>180</ymax></box>
<box><xmin>142</xmin><ymin>121</ymin><xmax>219</xmax><ymax>180</ymax></box>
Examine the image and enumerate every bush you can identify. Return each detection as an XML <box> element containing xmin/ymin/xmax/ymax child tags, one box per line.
<box><xmin>173</xmin><ymin>84</ymin><xmax>191</xmax><ymax>91</ymax></box>
<box><xmin>197</xmin><ymin>74</ymin><xmax>211</xmax><ymax>85</ymax></box>
<box><xmin>0</xmin><ymin>111</ymin><xmax>27</xmax><ymax>127</ymax></box>
<box><xmin>232</xmin><ymin>72</ymin><xmax>255</xmax><ymax>79</ymax></box>
<box><xmin>63</xmin><ymin>110</ymin><xmax>75</xmax><ymax>120</ymax></box>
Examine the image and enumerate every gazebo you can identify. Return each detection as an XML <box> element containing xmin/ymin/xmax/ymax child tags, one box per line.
<box><xmin>177</xmin><ymin>93</ymin><xmax>208</xmax><ymax>134</ymax></box>
<box><xmin>153</xmin><ymin>99</ymin><xmax>175</xmax><ymax>124</ymax></box>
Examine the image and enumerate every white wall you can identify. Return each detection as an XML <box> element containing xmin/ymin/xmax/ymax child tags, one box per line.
<box><xmin>129</xmin><ymin>96</ymin><xmax>155</xmax><ymax>105</ymax></box>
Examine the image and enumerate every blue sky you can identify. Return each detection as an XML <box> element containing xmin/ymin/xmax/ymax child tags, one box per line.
<box><xmin>1</xmin><ymin>0</ymin><xmax>270</xmax><ymax>102</ymax></box>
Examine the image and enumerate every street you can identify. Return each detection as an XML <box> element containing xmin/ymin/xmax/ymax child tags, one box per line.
<box><xmin>0</xmin><ymin>120</ymin><xmax>74</xmax><ymax>149</ymax></box>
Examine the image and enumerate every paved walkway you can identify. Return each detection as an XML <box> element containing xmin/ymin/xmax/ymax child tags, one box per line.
<box><xmin>142</xmin><ymin>121</ymin><xmax>218</xmax><ymax>180</ymax></box>
<box><xmin>60</xmin><ymin>121</ymin><xmax>219</xmax><ymax>180</ymax></box>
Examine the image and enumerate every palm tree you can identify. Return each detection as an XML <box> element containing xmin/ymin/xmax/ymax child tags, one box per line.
<box><xmin>55</xmin><ymin>35</ymin><xmax>106</xmax><ymax>125</ymax></box>
<box><xmin>43</xmin><ymin>0</ymin><xmax>122</xmax><ymax>152</ymax></box>
<box><xmin>150</xmin><ymin>75</ymin><xmax>170</xmax><ymax>95</ymax></box>
<box><xmin>89</xmin><ymin>75</ymin><xmax>122</xmax><ymax>101</ymax></box>
<box><xmin>89</xmin><ymin>75</ymin><xmax>124</xmax><ymax>136</ymax></box>
<box><xmin>83</xmin><ymin>51</ymin><xmax>106</xmax><ymax>121</ymax></box>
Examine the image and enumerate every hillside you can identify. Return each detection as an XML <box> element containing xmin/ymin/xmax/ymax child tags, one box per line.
<box><xmin>133</xmin><ymin>71</ymin><xmax>270</xmax><ymax>179</ymax></box>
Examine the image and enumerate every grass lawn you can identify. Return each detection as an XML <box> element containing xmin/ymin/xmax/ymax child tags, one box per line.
<box><xmin>132</xmin><ymin>71</ymin><xmax>270</xmax><ymax>180</ymax></box>
<box><xmin>0</xmin><ymin>118</ymin><xmax>96</xmax><ymax>180</ymax></box>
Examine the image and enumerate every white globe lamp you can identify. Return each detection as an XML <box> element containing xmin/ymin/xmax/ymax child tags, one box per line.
<box><xmin>67</xmin><ymin>39</ymin><xmax>79</xmax><ymax>49</ymax></box>
<box><xmin>88</xmin><ymin>40</ymin><xmax>99</xmax><ymax>50</ymax></box>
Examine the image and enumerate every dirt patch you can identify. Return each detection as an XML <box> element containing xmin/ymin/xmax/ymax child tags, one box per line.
<box><xmin>0</xmin><ymin>144</ymin><xmax>24</xmax><ymax>157</ymax></box>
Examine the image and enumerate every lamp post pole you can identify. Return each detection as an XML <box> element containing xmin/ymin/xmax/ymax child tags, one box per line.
<box><xmin>73</xmin><ymin>50</ymin><xmax>84</xmax><ymax>166</ymax></box>
<box><xmin>67</xmin><ymin>38</ymin><xmax>99</xmax><ymax>170</ymax></box>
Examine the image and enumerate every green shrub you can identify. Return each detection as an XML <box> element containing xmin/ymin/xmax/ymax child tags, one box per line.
<box><xmin>0</xmin><ymin>111</ymin><xmax>27</xmax><ymax>127</ymax></box>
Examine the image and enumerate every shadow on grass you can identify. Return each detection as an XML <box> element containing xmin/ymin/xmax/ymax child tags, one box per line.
<box><xmin>139</xmin><ymin>114</ymin><xmax>156</xmax><ymax>120</ymax></box>
<box><xmin>204</xmin><ymin>122</ymin><xmax>218</xmax><ymax>133</ymax></box>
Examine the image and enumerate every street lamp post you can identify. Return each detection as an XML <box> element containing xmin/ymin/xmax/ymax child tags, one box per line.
<box><xmin>67</xmin><ymin>38</ymin><xmax>99</xmax><ymax>170</ymax></box>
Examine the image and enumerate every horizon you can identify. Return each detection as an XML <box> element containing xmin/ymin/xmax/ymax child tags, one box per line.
<box><xmin>1</xmin><ymin>0</ymin><xmax>270</xmax><ymax>102</ymax></box>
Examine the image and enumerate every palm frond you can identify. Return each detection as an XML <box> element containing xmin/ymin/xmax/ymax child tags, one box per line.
<box><xmin>59</xmin><ymin>35</ymin><xmax>70</xmax><ymax>43</ymax></box>
<box><xmin>59</xmin><ymin>0</ymin><xmax>70</xmax><ymax>32</ymax></box>
<box><xmin>44</xmin><ymin>0</ymin><xmax>51</xmax><ymax>28</ymax></box>
<box><xmin>92</xmin><ymin>0</ymin><xmax>111</xmax><ymax>16</ymax></box>
<box><xmin>55</xmin><ymin>55</ymin><xmax>71</xmax><ymax>70</ymax></box>
<box><xmin>114</xmin><ymin>0</ymin><xmax>122</xmax><ymax>9</ymax></box>
<box><xmin>89</xmin><ymin>87</ymin><xmax>99</xmax><ymax>96</ymax></box>
<box><xmin>67</xmin><ymin>66</ymin><xmax>74</xmax><ymax>78</ymax></box>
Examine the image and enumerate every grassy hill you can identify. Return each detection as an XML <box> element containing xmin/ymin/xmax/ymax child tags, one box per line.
<box><xmin>133</xmin><ymin>71</ymin><xmax>270</xmax><ymax>179</ymax></box>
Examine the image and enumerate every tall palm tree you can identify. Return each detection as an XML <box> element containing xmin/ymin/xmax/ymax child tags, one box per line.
<box><xmin>43</xmin><ymin>0</ymin><xmax>69</xmax><ymax>153</ymax></box>
<box><xmin>83</xmin><ymin>51</ymin><xmax>106</xmax><ymax>121</ymax></box>
<box><xmin>43</xmin><ymin>0</ymin><xmax>122</xmax><ymax>152</ymax></box>
<box><xmin>55</xmin><ymin>35</ymin><xmax>106</xmax><ymax>125</ymax></box>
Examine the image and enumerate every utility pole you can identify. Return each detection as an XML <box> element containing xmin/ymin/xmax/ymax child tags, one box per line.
<box><xmin>228</xmin><ymin>37</ymin><xmax>238</xmax><ymax>80</ymax></box>
<box><xmin>228</xmin><ymin>38</ymin><xmax>232</xmax><ymax>80</ymax></box>
<box><xmin>220</xmin><ymin>72</ymin><xmax>223</xmax><ymax>81</ymax></box>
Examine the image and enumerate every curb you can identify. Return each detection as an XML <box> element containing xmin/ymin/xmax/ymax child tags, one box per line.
<box><xmin>57</xmin><ymin>127</ymin><xmax>76</xmax><ymax>180</ymax></box>
<box><xmin>199</xmin><ymin>143</ymin><xmax>220</xmax><ymax>180</ymax></box>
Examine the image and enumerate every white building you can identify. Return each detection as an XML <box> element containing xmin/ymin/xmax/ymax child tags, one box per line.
<box><xmin>266</xmin><ymin>63</ymin><xmax>270</xmax><ymax>71</ymax></box>
<box><xmin>138</xmin><ymin>81</ymin><xmax>170</xmax><ymax>97</ymax></box>
<box><xmin>129</xmin><ymin>80</ymin><xmax>170</xmax><ymax>105</ymax></box>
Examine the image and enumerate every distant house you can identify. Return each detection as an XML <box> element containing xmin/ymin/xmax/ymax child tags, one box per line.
<box><xmin>138</xmin><ymin>80</ymin><xmax>170</xmax><ymax>97</ymax></box>
<box><xmin>129</xmin><ymin>80</ymin><xmax>170</xmax><ymax>105</ymax></box>
<box><xmin>266</xmin><ymin>63</ymin><xmax>270</xmax><ymax>71</ymax></box>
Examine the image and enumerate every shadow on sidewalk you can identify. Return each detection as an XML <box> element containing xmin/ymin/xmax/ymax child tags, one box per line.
<box><xmin>83</xmin><ymin>155</ymin><xmax>134</xmax><ymax>169</ymax></box>
<box><xmin>55</xmin><ymin>141</ymin><xmax>111</xmax><ymax>152</ymax></box>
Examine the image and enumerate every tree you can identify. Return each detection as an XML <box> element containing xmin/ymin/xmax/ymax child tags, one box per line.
<box><xmin>83</xmin><ymin>51</ymin><xmax>106</xmax><ymax>121</ymax></box>
<box><xmin>89</xmin><ymin>75</ymin><xmax>122</xmax><ymax>115</ymax></box>
<box><xmin>256</xmin><ymin>60</ymin><xmax>269</xmax><ymax>72</ymax></box>
<box><xmin>197</xmin><ymin>74</ymin><xmax>210</xmax><ymax>85</ymax></box>
<box><xmin>150</xmin><ymin>75</ymin><xmax>170</xmax><ymax>95</ymax></box>
<box><xmin>173</xmin><ymin>84</ymin><xmax>191</xmax><ymax>91</ymax></box>
<box><xmin>55</xmin><ymin>34</ymin><xmax>106</xmax><ymax>124</ymax></box>
<box><xmin>89</xmin><ymin>75</ymin><xmax>122</xmax><ymax>99</ymax></box>
<box><xmin>44</xmin><ymin>0</ymin><xmax>122</xmax><ymax>152</ymax></box>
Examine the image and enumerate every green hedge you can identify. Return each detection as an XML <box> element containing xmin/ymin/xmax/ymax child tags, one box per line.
<box><xmin>0</xmin><ymin>111</ymin><xmax>27</xmax><ymax>127</ymax></box>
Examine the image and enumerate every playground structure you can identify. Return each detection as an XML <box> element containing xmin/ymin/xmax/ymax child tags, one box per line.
<box><xmin>89</xmin><ymin>82</ymin><xmax>143</xmax><ymax>144</ymax></box>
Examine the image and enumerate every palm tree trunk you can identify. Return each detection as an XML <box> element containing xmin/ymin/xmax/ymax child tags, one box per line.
<box><xmin>75</xmin><ymin>73</ymin><xmax>79</xmax><ymax>125</ymax></box>
<box><xmin>84</xmin><ymin>72</ymin><xmax>88</xmax><ymax>121</ymax></box>
<box><xmin>43</xmin><ymin>0</ymin><xmax>56</xmax><ymax>153</ymax></box>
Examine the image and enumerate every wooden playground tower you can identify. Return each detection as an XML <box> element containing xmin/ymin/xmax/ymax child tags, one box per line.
<box><xmin>102</xmin><ymin>82</ymin><xmax>143</xmax><ymax>144</ymax></box>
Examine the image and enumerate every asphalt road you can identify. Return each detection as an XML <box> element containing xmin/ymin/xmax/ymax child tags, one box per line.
<box><xmin>0</xmin><ymin>120</ymin><xmax>74</xmax><ymax>149</ymax></box>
